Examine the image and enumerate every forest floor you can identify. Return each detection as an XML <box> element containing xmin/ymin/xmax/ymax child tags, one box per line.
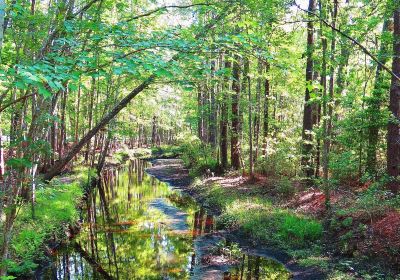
<box><xmin>142</xmin><ymin>147</ymin><xmax>400</xmax><ymax>280</ymax></box>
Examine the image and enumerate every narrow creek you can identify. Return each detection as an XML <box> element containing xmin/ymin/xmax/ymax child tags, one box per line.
<box><xmin>35</xmin><ymin>159</ymin><xmax>291</xmax><ymax>279</ymax></box>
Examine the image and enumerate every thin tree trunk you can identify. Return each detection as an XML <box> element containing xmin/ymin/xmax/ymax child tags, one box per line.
<box><xmin>197</xmin><ymin>85</ymin><xmax>204</xmax><ymax>140</ymax></box>
<box><xmin>209</xmin><ymin>60</ymin><xmax>217</xmax><ymax>146</ymax></box>
<box><xmin>254</xmin><ymin>58</ymin><xmax>262</xmax><ymax>160</ymax></box>
<box><xmin>231</xmin><ymin>53</ymin><xmax>241</xmax><ymax>170</ymax></box>
<box><xmin>0</xmin><ymin>0</ymin><xmax>5</xmax><ymax>55</ymax></box>
<box><xmin>0</xmin><ymin>115</ymin><xmax>4</xmax><ymax>179</ymax></box>
<box><xmin>244</xmin><ymin>58</ymin><xmax>253</xmax><ymax>178</ymax></box>
<box><xmin>58</xmin><ymin>89</ymin><xmax>67</xmax><ymax>160</ymax></box>
<box><xmin>262</xmin><ymin>61</ymin><xmax>270</xmax><ymax>156</ymax></box>
<box><xmin>85</xmin><ymin>77</ymin><xmax>95</xmax><ymax>162</ymax></box>
<box><xmin>74</xmin><ymin>83</ymin><xmax>81</xmax><ymax>144</ymax></box>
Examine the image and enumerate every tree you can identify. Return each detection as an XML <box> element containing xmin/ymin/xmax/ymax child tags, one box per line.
<box><xmin>387</xmin><ymin>3</ymin><xmax>400</xmax><ymax>194</ymax></box>
<box><xmin>302</xmin><ymin>0</ymin><xmax>316</xmax><ymax>180</ymax></box>
<box><xmin>231</xmin><ymin>53</ymin><xmax>241</xmax><ymax>169</ymax></box>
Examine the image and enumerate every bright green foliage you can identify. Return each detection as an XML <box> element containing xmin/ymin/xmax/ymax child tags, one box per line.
<box><xmin>5</xmin><ymin>167</ymin><xmax>94</xmax><ymax>276</ymax></box>
<box><xmin>179</xmin><ymin>135</ymin><xmax>219</xmax><ymax>177</ymax></box>
<box><xmin>197</xmin><ymin>184</ymin><xmax>322</xmax><ymax>248</ymax></box>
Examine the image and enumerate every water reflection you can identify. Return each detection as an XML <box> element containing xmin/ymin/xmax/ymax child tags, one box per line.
<box><xmin>225</xmin><ymin>255</ymin><xmax>291</xmax><ymax>280</ymax></box>
<box><xmin>39</xmin><ymin>159</ymin><xmax>198</xmax><ymax>279</ymax></box>
<box><xmin>36</xmin><ymin>159</ymin><xmax>290</xmax><ymax>280</ymax></box>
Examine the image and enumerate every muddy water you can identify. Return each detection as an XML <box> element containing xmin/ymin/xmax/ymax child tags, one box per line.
<box><xmin>36</xmin><ymin>159</ymin><xmax>290</xmax><ymax>280</ymax></box>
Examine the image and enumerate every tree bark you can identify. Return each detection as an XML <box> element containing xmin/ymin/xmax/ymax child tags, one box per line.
<box><xmin>0</xmin><ymin>115</ymin><xmax>4</xmax><ymax>179</ymax></box>
<box><xmin>209</xmin><ymin>60</ymin><xmax>217</xmax><ymax>146</ymax></box>
<box><xmin>262</xmin><ymin>61</ymin><xmax>270</xmax><ymax>156</ymax></box>
<box><xmin>301</xmin><ymin>0</ymin><xmax>316</xmax><ymax>180</ymax></box>
<box><xmin>231</xmin><ymin>53</ymin><xmax>241</xmax><ymax>170</ymax></box>
<box><xmin>244</xmin><ymin>58</ymin><xmax>253</xmax><ymax>178</ymax></box>
<box><xmin>254</xmin><ymin>58</ymin><xmax>262</xmax><ymax>160</ymax></box>
<box><xmin>387</xmin><ymin>5</ymin><xmax>400</xmax><ymax>194</ymax></box>
<box><xmin>220</xmin><ymin>53</ymin><xmax>231</xmax><ymax>169</ymax></box>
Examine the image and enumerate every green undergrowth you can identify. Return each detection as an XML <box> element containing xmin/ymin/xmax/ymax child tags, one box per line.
<box><xmin>190</xmin><ymin>180</ymin><xmax>400</xmax><ymax>279</ymax></box>
<box><xmin>178</xmin><ymin>136</ymin><xmax>218</xmax><ymax>177</ymax></box>
<box><xmin>151</xmin><ymin>145</ymin><xmax>182</xmax><ymax>158</ymax></box>
<box><xmin>194</xmin><ymin>183</ymin><xmax>323</xmax><ymax>249</ymax></box>
<box><xmin>4</xmin><ymin>167</ymin><xmax>97</xmax><ymax>277</ymax></box>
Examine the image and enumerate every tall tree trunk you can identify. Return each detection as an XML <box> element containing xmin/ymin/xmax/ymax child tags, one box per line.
<box><xmin>320</xmin><ymin>0</ymin><xmax>329</xmax><ymax>210</ymax></box>
<box><xmin>209</xmin><ymin>60</ymin><xmax>217</xmax><ymax>146</ymax></box>
<box><xmin>302</xmin><ymin>0</ymin><xmax>316</xmax><ymax>180</ymax></box>
<box><xmin>254</xmin><ymin>58</ymin><xmax>262</xmax><ymax>160</ymax></box>
<box><xmin>58</xmin><ymin>89</ymin><xmax>67</xmax><ymax>160</ymax></box>
<box><xmin>85</xmin><ymin>77</ymin><xmax>95</xmax><ymax>162</ymax></box>
<box><xmin>197</xmin><ymin>85</ymin><xmax>204</xmax><ymax>141</ymax></box>
<box><xmin>220</xmin><ymin>53</ymin><xmax>231</xmax><ymax>169</ymax></box>
<box><xmin>387</xmin><ymin>5</ymin><xmax>400</xmax><ymax>194</ymax></box>
<box><xmin>0</xmin><ymin>0</ymin><xmax>5</xmax><ymax>55</ymax></box>
<box><xmin>262</xmin><ymin>61</ymin><xmax>270</xmax><ymax>156</ymax></box>
<box><xmin>0</xmin><ymin>116</ymin><xmax>4</xmax><ymax>179</ymax></box>
<box><xmin>366</xmin><ymin>19</ymin><xmax>391</xmax><ymax>175</ymax></box>
<box><xmin>244</xmin><ymin>58</ymin><xmax>253</xmax><ymax>178</ymax></box>
<box><xmin>323</xmin><ymin>0</ymin><xmax>338</xmax><ymax>210</ymax></box>
<box><xmin>152</xmin><ymin>115</ymin><xmax>157</xmax><ymax>146</ymax></box>
<box><xmin>74</xmin><ymin>83</ymin><xmax>81</xmax><ymax>144</ymax></box>
<box><xmin>231</xmin><ymin>53</ymin><xmax>241</xmax><ymax>170</ymax></box>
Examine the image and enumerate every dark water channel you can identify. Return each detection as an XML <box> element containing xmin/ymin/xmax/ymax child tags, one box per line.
<box><xmin>36</xmin><ymin>159</ymin><xmax>291</xmax><ymax>280</ymax></box>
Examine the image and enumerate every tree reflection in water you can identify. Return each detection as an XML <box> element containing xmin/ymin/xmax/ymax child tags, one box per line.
<box><xmin>37</xmin><ymin>159</ymin><xmax>290</xmax><ymax>280</ymax></box>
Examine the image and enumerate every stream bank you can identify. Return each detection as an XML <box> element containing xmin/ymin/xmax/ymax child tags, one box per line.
<box><xmin>34</xmin><ymin>157</ymin><xmax>294</xmax><ymax>280</ymax></box>
<box><xmin>146</xmin><ymin>158</ymin><xmax>325</xmax><ymax>280</ymax></box>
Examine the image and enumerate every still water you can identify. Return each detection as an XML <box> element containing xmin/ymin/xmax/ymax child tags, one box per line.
<box><xmin>36</xmin><ymin>159</ymin><xmax>291</xmax><ymax>280</ymax></box>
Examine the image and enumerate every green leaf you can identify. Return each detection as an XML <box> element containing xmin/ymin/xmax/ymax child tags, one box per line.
<box><xmin>38</xmin><ymin>85</ymin><xmax>51</xmax><ymax>99</ymax></box>
<box><xmin>6</xmin><ymin>158</ymin><xmax>33</xmax><ymax>169</ymax></box>
<box><xmin>155</xmin><ymin>69</ymin><xmax>174</xmax><ymax>78</ymax></box>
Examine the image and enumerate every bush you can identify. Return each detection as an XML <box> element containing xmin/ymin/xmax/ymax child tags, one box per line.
<box><xmin>275</xmin><ymin>177</ymin><xmax>295</xmax><ymax>198</ymax></box>
<box><xmin>254</xmin><ymin>134</ymin><xmax>301</xmax><ymax>177</ymax></box>
<box><xmin>178</xmin><ymin>134</ymin><xmax>218</xmax><ymax>177</ymax></box>
<box><xmin>329</xmin><ymin>151</ymin><xmax>359</xmax><ymax>181</ymax></box>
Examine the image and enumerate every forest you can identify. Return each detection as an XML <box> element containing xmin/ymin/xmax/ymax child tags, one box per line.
<box><xmin>0</xmin><ymin>0</ymin><xmax>400</xmax><ymax>279</ymax></box>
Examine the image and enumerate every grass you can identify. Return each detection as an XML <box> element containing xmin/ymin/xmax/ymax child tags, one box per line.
<box><xmin>196</xmin><ymin>184</ymin><xmax>323</xmax><ymax>249</ymax></box>
<box><xmin>190</xmin><ymin>182</ymin><xmax>400</xmax><ymax>279</ymax></box>
<box><xmin>4</xmin><ymin>167</ymin><xmax>96</xmax><ymax>277</ymax></box>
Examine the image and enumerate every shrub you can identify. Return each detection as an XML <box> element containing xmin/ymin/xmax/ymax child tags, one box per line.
<box><xmin>178</xmin><ymin>134</ymin><xmax>218</xmax><ymax>177</ymax></box>
<box><xmin>275</xmin><ymin>177</ymin><xmax>295</xmax><ymax>198</ymax></box>
<box><xmin>329</xmin><ymin>151</ymin><xmax>359</xmax><ymax>181</ymax></box>
<box><xmin>254</xmin><ymin>135</ymin><xmax>301</xmax><ymax>177</ymax></box>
